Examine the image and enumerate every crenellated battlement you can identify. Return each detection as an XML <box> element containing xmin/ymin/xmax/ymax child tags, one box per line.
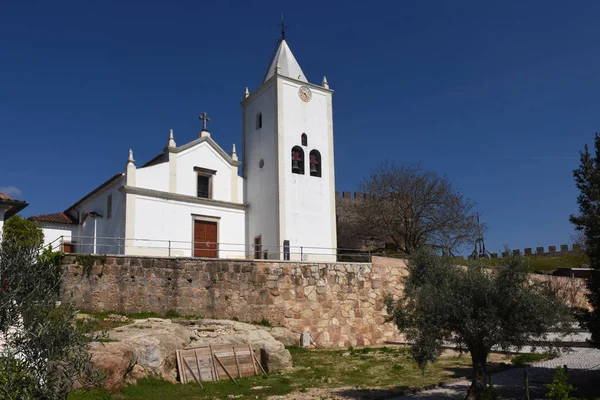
<box><xmin>489</xmin><ymin>244</ymin><xmax>584</xmax><ymax>258</ymax></box>
<box><xmin>335</xmin><ymin>191</ymin><xmax>368</xmax><ymax>200</ymax></box>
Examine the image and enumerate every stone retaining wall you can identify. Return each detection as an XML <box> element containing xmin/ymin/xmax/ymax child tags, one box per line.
<box><xmin>60</xmin><ymin>255</ymin><xmax>406</xmax><ymax>347</ymax></box>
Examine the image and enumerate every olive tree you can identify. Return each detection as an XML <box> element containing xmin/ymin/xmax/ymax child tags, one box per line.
<box><xmin>353</xmin><ymin>162</ymin><xmax>481</xmax><ymax>255</ymax></box>
<box><xmin>0</xmin><ymin>216</ymin><xmax>99</xmax><ymax>399</ymax></box>
<box><xmin>386</xmin><ymin>249</ymin><xmax>573</xmax><ymax>399</ymax></box>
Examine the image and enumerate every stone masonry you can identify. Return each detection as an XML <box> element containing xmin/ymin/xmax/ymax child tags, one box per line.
<box><xmin>60</xmin><ymin>255</ymin><xmax>406</xmax><ymax>347</ymax></box>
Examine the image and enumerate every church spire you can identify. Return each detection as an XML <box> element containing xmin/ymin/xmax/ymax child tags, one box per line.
<box><xmin>263</xmin><ymin>18</ymin><xmax>307</xmax><ymax>84</ymax></box>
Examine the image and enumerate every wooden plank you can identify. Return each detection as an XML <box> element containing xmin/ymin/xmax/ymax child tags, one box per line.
<box><xmin>249</xmin><ymin>344</ymin><xmax>258</xmax><ymax>375</ymax></box>
<box><xmin>233</xmin><ymin>346</ymin><xmax>241</xmax><ymax>378</ymax></box>
<box><xmin>252</xmin><ymin>351</ymin><xmax>267</xmax><ymax>375</ymax></box>
<box><xmin>194</xmin><ymin>349</ymin><xmax>203</xmax><ymax>383</ymax></box>
<box><xmin>214</xmin><ymin>353</ymin><xmax>237</xmax><ymax>384</ymax></box>
<box><xmin>176</xmin><ymin>350</ymin><xmax>186</xmax><ymax>383</ymax></box>
<box><xmin>209</xmin><ymin>345</ymin><xmax>219</xmax><ymax>381</ymax></box>
<box><xmin>183</xmin><ymin>357</ymin><xmax>202</xmax><ymax>387</ymax></box>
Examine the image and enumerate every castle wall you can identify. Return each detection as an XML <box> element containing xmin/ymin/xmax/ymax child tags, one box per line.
<box><xmin>60</xmin><ymin>255</ymin><xmax>405</xmax><ymax>347</ymax></box>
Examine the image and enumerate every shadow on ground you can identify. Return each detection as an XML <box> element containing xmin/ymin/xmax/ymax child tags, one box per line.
<box><xmin>330</xmin><ymin>366</ymin><xmax>600</xmax><ymax>400</ymax></box>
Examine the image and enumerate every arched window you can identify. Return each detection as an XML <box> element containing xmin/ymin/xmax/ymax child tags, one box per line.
<box><xmin>256</xmin><ymin>113</ymin><xmax>262</xmax><ymax>129</ymax></box>
<box><xmin>309</xmin><ymin>150</ymin><xmax>321</xmax><ymax>177</ymax></box>
<box><xmin>291</xmin><ymin>146</ymin><xmax>304</xmax><ymax>174</ymax></box>
<box><xmin>301</xmin><ymin>133</ymin><xmax>307</xmax><ymax>146</ymax></box>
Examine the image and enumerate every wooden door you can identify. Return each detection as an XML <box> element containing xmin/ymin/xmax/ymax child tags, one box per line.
<box><xmin>194</xmin><ymin>221</ymin><xmax>218</xmax><ymax>258</ymax></box>
<box><xmin>254</xmin><ymin>236</ymin><xmax>262</xmax><ymax>259</ymax></box>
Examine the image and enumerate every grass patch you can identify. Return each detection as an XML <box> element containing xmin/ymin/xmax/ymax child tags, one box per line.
<box><xmin>78</xmin><ymin>311</ymin><xmax>206</xmax><ymax>330</ymax></box>
<box><xmin>456</xmin><ymin>253</ymin><xmax>589</xmax><ymax>272</ymax></box>
<box><xmin>69</xmin><ymin>346</ymin><xmax>512</xmax><ymax>400</ymax></box>
<box><xmin>511</xmin><ymin>353</ymin><xmax>554</xmax><ymax>366</ymax></box>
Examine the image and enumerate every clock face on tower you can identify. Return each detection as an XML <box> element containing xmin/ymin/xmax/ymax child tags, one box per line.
<box><xmin>298</xmin><ymin>86</ymin><xmax>312</xmax><ymax>102</ymax></box>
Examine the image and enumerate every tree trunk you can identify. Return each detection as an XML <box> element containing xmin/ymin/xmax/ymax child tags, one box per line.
<box><xmin>466</xmin><ymin>352</ymin><xmax>487</xmax><ymax>400</ymax></box>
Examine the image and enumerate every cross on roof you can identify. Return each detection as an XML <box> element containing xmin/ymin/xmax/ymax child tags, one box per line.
<box><xmin>281</xmin><ymin>13</ymin><xmax>287</xmax><ymax>40</ymax></box>
<box><xmin>199</xmin><ymin>112</ymin><xmax>210</xmax><ymax>131</ymax></box>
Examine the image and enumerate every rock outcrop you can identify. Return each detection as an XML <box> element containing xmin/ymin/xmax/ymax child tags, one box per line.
<box><xmin>87</xmin><ymin>342</ymin><xmax>138</xmax><ymax>390</ymax></box>
<box><xmin>106</xmin><ymin>318</ymin><xmax>191</xmax><ymax>382</ymax></box>
<box><xmin>263</xmin><ymin>326</ymin><xmax>301</xmax><ymax>347</ymax></box>
<box><xmin>88</xmin><ymin>318</ymin><xmax>292</xmax><ymax>390</ymax></box>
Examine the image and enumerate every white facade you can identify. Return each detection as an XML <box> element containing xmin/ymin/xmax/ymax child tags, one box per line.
<box><xmin>35</xmin><ymin>36</ymin><xmax>337</xmax><ymax>261</ymax></box>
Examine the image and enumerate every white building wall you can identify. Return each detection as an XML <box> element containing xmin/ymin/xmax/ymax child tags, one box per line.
<box><xmin>40</xmin><ymin>224</ymin><xmax>78</xmax><ymax>250</ymax></box>
<box><xmin>243</xmin><ymin>82</ymin><xmax>280</xmax><ymax>258</ymax></box>
<box><xmin>280</xmin><ymin>80</ymin><xmax>336</xmax><ymax>261</ymax></box>
<box><xmin>76</xmin><ymin>177</ymin><xmax>126</xmax><ymax>254</ymax></box>
<box><xmin>136</xmin><ymin>162</ymin><xmax>169</xmax><ymax>192</ymax></box>
<box><xmin>175</xmin><ymin>143</ymin><xmax>234</xmax><ymax>201</ymax></box>
<box><xmin>131</xmin><ymin>195</ymin><xmax>246</xmax><ymax>258</ymax></box>
<box><xmin>236</xmin><ymin>176</ymin><xmax>244</xmax><ymax>203</ymax></box>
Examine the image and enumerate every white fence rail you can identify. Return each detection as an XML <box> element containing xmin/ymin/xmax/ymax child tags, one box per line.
<box><xmin>49</xmin><ymin>235</ymin><xmax>372</xmax><ymax>262</ymax></box>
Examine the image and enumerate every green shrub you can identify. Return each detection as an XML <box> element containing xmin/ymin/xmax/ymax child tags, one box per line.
<box><xmin>512</xmin><ymin>353</ymin><xmax>553</xmax><ymax>366</ymax></box>
<box><xmin>545</xmin><ymin>367</ymin><xmax>576</xmax><ymax>400</ymax></box>
<box><xmin>253</xmin><ymin>318</ymin><xmax>273</xmax><ymax>327</ymax></box>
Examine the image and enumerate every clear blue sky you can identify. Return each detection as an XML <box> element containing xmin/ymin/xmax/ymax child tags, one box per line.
<box><xmin>2</xmin><ymin>1</ymin><xmax>599</xmax><ymax>255</ymax></box>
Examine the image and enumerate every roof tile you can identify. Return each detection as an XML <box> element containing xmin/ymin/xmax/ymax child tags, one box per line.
<box><xmin>29</xmin><ymin>212</ymin><xmax>77</xmax><ymax>225</ymax></box>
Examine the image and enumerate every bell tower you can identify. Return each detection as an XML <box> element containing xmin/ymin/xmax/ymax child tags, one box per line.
<box><xmin>241</xmin><ymin>35</ymin><xmax>337</xmax><ymax>262</ymax></box>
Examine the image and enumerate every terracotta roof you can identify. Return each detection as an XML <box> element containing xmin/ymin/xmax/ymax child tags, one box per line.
<box><xmin>0</xmin><ymin>194</ymin><xmax>29</xmax><ymax>220</ymax></box>
<box><xmin>29</xmin><ymin>212</ymin><xmax>77</xmax><ymax>225</ymax></box>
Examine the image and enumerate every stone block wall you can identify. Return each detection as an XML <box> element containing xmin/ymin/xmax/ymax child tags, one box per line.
<box><xmin>60</xmin><ymin>255</ymin><xmax>407</xmax><ymax>347</ymax></box>
<box><xmin>530</xmin><ymin>274</ymin><xmax>590</xmax><ymax>310</ymax></box>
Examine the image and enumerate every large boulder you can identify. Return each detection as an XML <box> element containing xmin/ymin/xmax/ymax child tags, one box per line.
<box><xmin>181</xmin><ymin>319</ymin><xmax>293</xmax><ymax>372</ymax></box>
<box><xmin>87</xmin><ymin>342</ymin><xmax>139</xmax><ymax>390</ymax></box>
<box><xmin>106</xmin><ymin>318</ymin><xmax>192</xmax><ymax>382</ymax></box>
<box><xmin>264</xmin><ymin>326</ymin><xmax>301</xmax><ymax>347</ymax></box>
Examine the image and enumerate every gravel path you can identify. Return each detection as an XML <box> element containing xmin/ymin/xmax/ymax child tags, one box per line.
<box><xmin>389</xmin><ymin>348</ymin><xmax>600</xmax><ymax>400</ymax></box>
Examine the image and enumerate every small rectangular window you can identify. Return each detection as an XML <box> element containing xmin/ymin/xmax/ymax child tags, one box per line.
<box><xmin>106</xmin><ymin>195</ymin><xmax>112</xmax><ymax>219</ymax></box>
<box><xmin>256</xmin><ymin>113</ymin><xmax>262</xmax><ymax>129</ymax></box>
<box><xmin>197</xmin><ymin>175</ymin><xmax>211</xmax><ymax>199</ymax></box>
<box><xmin>254</xmin><ymin>236</ymin><xmax>262</xmax><ymax>259</ymax></box>
<box><xmin>283</xmin><ymin>240</ymin><xmax>290</xmax><ymax>261</ymax></box>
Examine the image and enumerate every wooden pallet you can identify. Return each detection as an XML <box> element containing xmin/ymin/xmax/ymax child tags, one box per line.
<box><xmin>176</xmin><ymin>344</ymin><xmax>266</xmax><ymax>386</ymax></box>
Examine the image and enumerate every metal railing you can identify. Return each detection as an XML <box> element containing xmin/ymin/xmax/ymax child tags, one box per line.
<box><xmin>50</xmin><ymin>235</ymin><xmax>372</xmax><ymax>262</ymax></box>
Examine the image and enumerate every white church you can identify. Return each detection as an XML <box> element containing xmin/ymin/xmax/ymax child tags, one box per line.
<box><xmin>30</xmin><ymin>35</ymin><xmax>338</xmax><ymax>262</ymax></box>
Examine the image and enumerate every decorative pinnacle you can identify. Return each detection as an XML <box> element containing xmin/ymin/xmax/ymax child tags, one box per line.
<box><xmin>276</xmin><ymin>60</ymin><xmax>281</xmax><ymax>74</ymax></box>
<box><xmin>244</xmin><ymin>87</ymin><xmax>250</xmax><ymax>99</ymax></box>
<box><xmin>322</xmin><ymin>76</ymin><xmax>329</xmax><ymax>89</ymax></box>
<box><xmin>231</xmin><ymin>143</ymin><xmax>238</xmax><ymax>161</ymax></box>
<box><xmin>167</xmin><ymin>128</ymin><xmax>176</xmax><ymax>148</ymax></box>
<box><xmin>128</xmin><ymin>148</ymin><xmax>135</xmax><ymax>163</ymax></box>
